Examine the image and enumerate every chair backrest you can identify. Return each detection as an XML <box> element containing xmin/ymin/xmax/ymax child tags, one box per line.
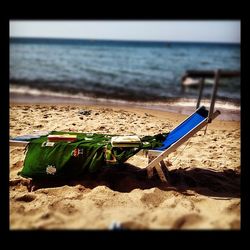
<box><xmin>155</xmin><ymin>106</ymin><xmax>208</xmax><ymax>151</ymax></box>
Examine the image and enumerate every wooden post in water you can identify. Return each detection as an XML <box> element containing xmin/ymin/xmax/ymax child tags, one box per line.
<box><xmin>208</xmin><ymin>69</ymin><xmax>220</xmax><ymax>123</ymax></box>
<box><xmin>196</xmin><ymin>78</ymin><xmax>205</xmax><ymax>109</ymax></box>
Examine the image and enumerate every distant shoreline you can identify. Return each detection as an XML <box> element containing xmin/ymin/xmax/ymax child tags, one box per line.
<box><xmin>10</xmin><ymin>37</ymin><xmax>241</xmax><ymax>47</ymax></box>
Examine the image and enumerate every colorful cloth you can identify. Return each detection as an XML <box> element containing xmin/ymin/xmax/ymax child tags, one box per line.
<box><xmin>18</xmin><ymin>131</ymin><xmax>168</xmax><ymax>179</ymax></box>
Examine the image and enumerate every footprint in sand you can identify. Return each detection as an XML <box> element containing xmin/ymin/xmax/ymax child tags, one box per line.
<box><xmin>48</xmin><ymin>200</ymin><xmax>78</xmax><ymax>216</ymax></box>
<box><xmin>15</xmin><ymin>194</ymin><xmax>36</xmax><ymax>202</ymax></box>
<box><xmin>139</xmin><ymin>189</ymin><xmax>166</xmax><ymax>207</ymax></box>
<box><xmin>172</xmin><ymin>213</ymin><xmax>203</xmax><ymax>229</ymax></box>
<box><xmin>40</xmin><ymin>211</ymin><xmax>54</xmax><ymax>220</ymax></box>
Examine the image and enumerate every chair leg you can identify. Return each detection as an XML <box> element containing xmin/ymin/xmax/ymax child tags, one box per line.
<box><xmin>146</xmin><ymin>160</ymin><xmax>170</xmax><ymax>183</ymax></box>
<box><xmin>160</xmin><ymin>160</ymin><xmax>170</xmax><ymax>179</ymax></box>
<box><xmin>146</xmin><ymin>151</ymin><xmax>170</xmax><ymax>183</ymax></box>
<box><xmin>155</xmin><ymin>163</ymin><xmax>168</xmax><ymax>183</ymax></box>
<box><xmin>146</xmin><ymin>154</ymin><xmax>156</xmax><ymax>178</ymax></box>
<box><xmin>147</xmin><ymin>165</ymin><xmax>154</xmax><ymax>179</ymax></box>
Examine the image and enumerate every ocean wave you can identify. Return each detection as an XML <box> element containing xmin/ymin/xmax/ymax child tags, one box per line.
<box><xmin>10</xmin><ymin>84</ymin><xmax>240</xmax><ymax>110</ymax></box>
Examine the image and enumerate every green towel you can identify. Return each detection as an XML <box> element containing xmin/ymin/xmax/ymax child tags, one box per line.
<box><xmin>18</xmin><ymin>131</ymin><xmax>168</xmax><ymax>179</ymax></box>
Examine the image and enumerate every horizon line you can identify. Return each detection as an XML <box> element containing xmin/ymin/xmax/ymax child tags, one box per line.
<box><xmin>9</xmin><ymin>36</ymin><xmax>241</xmax><ymax>45</ymax></box>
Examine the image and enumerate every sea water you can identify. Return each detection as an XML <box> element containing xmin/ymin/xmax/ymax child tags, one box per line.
<box><xmin>10</xmin><ymin>38</ymin><xmax>240</xmax><ymax>102</ymax></box>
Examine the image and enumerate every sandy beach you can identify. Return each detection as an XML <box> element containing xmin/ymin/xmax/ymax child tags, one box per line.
<box><xmin>9</xmin><ymin>101</ymin><xmax>240</xmax><ymax>229</ymax></box>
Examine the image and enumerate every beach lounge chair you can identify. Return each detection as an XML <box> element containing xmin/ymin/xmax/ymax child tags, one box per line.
<box><xmin>145</xmin><ymin>106</ymin><xmax>220</xmax><ymax>182</ymax></box>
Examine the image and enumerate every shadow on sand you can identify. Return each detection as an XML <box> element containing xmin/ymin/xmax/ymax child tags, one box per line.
<box><xmin>14</xmin><ymin>163</ymin><xmax>240</xmax><ymax>199</ymax></box>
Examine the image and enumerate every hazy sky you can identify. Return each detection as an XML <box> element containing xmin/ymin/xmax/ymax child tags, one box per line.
<box><xmin>9</xmin><ymin>21</ymin><xmax>240</xmax><ymax>43</ymax></box>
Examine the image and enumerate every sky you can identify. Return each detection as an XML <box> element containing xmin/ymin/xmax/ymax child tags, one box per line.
<box><xmin>9</xmin><ymin>21</ymin><xmax>240</xmax><ymax>43</ymax></box>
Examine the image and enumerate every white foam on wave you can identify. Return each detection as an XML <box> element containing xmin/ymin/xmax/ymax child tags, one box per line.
<box><xmin>10</xmin><ymin>84</ymin><xmax>240</xmax><ymax>112</ymax></box>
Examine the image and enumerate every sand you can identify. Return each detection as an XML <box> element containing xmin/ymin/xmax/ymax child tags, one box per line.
<box><xmin>9</xmin><ymin>103</ymin><xmax>240</xmax><ymax>229</ymax></box>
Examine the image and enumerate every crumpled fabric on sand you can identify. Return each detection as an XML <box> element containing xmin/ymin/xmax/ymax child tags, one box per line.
<box><xmin>18</xmin><ymin>131</ymin><xmax>169</xmax><ymax>179</ymax></box>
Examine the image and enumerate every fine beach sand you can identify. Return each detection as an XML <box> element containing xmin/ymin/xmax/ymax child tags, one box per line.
<box><xmin>9</xmin><ymin>102</ymin><xmax>240</xmax><ymax>229</ymax></box>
